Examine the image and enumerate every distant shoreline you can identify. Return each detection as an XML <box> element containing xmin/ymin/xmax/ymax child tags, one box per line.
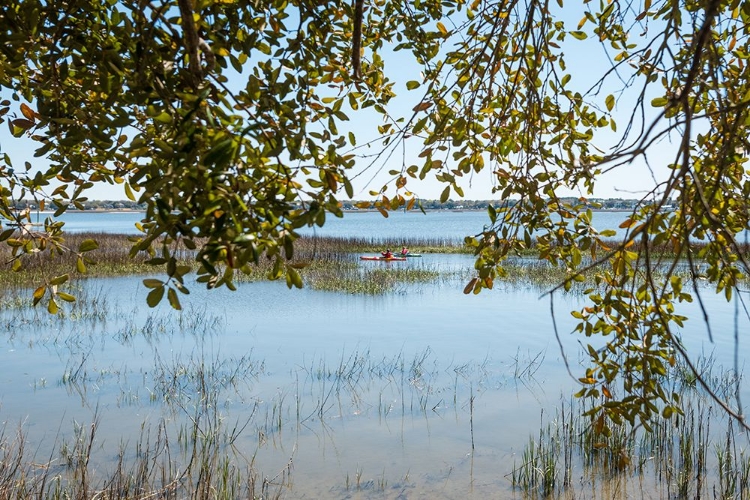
<box><xmin>24</xmin><ymin>207</ymin><xmax>638</xmax><ymax>215</ymax></box>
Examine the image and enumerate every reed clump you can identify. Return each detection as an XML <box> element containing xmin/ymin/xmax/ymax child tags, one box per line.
<box><xmin>0</xmin><ymin>341</ymin><xmax>500</xmax><ymax>499</ymax></box>
<box><xmin>295</xmin><ymin>235</ymin><xmax>468</xmax><ymax>254</ymax></box>
<box><xmin>0</xmin><ymin>232</ymin><xmax>728</xmax><ymax>300</ymax></box>
<box><xmin>0</xmin><ymin>408</ymin><xmax>288</xmax><ymax>499</ymax></box>
<box><xmin>511</xmin><ymin>360</ymin><xmax>750</xmax><ymax>499</ymax></box>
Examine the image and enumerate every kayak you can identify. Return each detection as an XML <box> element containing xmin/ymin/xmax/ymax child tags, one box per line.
<box><xmin>360</xmin><ymin>256</ymin><xmax>407</xmax><ymax>261</ymax></box>
<box><xmin>403</xmin><ymin>253</ymin><xmax>422</xmax><ymax>257</ymax></box>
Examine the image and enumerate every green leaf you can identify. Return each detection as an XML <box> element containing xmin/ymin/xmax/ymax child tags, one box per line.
<box><xmin>78</xmin><ymin>239</ymin><xmax>99</xmax><ymax>252</ymax></box>
<box><xmin>286</xmin><ymin>266</ymin><xmax>303</xmax><ymax>289</ymax></box>
<box><xmin>143</xmin><ymin>278</ymin><xmax>163</xmax><ymax>289</ymax></box>
<box><xmin>570</xmin><ymin>31</ymin><xmax>588</xmax><ymax>40</ymax></box>
<box><xmin>167</xmin><ymin>287</ymin><xmax>181</xmax><ymax>310</ymax></box>
<box><xmin>146</xmin><ymin>286</ymin><xmax>164</xmax><ymax>307</ymax></box>
<box><xmin>49</xmin><ymin>274</ymin><xmax>69</xmax><ymax>286</ymax></box>
<box><xmin>57</xmin><ymin>292</ymin><xmax>76</xmax><ymax>303</ymax></box>
<box><xmin>440</xmin><ymin>186</ymin><xmax>450</xmax><ymax>203</ymax></box>
<box><xmin>406</xmin><ymin>80</ymin><xmax>420</xmax><ymax>90</ymax></box>
<box><xmin>154</xmin><ymin>112</ymin><xmax>173</xmax><ymax>124</ymax></box>
<box><xmin>11</xmin><ymin>118</ymin><xmax>35</xmax><ymax>130</ymax></box>
<box><xmin>47</xmin><ymin>297</ymin><xmax>58</xmax><ymax>314</ymax></box>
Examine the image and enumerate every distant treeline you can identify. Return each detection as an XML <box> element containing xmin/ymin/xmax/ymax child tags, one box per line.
<box><xmin>7</xmin><ymin>199</ymin><xmax>147</xmax><ymax>211</ymax></box>
<box><xmin>7</xmin><ymin>197</ymin><xmax>646</xmax><ymax>212</ymax></box>
<box><xmin>341</xmin><ymin>197</ymin><xmax>644</xmax><ymax>211</ymax></box>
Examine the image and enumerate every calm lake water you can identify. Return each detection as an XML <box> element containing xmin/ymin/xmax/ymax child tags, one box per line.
<box><xmin>0</xmin><ymin>210</ymin><xmax>747</xmax><ymax>498</ymax></box>
<box><xmin>48</xmin><ymin>208</ymin><xmax>633</xmax><ymax>240</ymax></box>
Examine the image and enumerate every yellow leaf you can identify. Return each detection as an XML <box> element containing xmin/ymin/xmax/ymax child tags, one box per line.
<box><xmin>605</xmin><ymin>94</ymin><xmax>615</xmax><ymax>112</ymax></box>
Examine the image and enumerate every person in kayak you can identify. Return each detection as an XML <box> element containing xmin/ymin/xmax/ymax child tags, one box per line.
<box><xmin>381</xmin><ymin>248</ymin><xmax>394</xmax><ymax>259</ymax></box>
<box><xmin>400</xmin><ymin>246</ymin><xmax>409</xmax><ymax>256</ymax></box>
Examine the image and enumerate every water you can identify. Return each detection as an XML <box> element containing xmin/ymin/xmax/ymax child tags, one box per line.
<box><xmin>47</xmin><ymin>209</ymin><xmax>631</xmax><ymax>241</ymax></box>
<box><xmin>1</xmin><ymin>274</ymin><xmax>578</xmax><ymax>497</ymax></box>
<box><xmin>1</xmin><ymin>211</ymin><xmax>748</xmax><ymax>497</ymax></box>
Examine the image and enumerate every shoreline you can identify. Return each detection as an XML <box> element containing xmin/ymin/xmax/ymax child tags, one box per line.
<box><xmin>13</xmin><ymin>206</ymin><xmax>640</xmax><ymax>217</ymax></box>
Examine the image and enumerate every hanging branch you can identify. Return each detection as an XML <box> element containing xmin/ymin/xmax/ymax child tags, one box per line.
<box><xmin>352</xmin><ymin>0</ymin><xmax>364</xmax><ymax>79</ymax></box>
<box><xmin>177</xmin><ymin>0</ymin><xmax>215</xmax><ymax>85</ymax></box>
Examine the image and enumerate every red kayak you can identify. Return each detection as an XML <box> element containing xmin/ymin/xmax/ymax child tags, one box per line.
<box><xmin>360</xmin><ymin>256</ymin><xmax>407</xmax><ymax>261</ymax></box>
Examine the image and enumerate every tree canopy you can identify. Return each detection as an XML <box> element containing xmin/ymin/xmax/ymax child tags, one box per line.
<box><xmin>2</xmin><ymin>0</ymin><xmax>750</xmax><ymax>434</ymax></box>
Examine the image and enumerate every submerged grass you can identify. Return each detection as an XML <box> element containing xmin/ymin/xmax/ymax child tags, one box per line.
<box><xmin>1</xmin><ymin>275</ymin><xmax>749</xmax><ymax>499</ymax></box>
<box><xmin>0</xmin><ymin>407</ymin><xmax>288</xmax><ymax>499</ymax></box>
<box><xmin>0</xmin><ymin>332</ymin><xmax>505</xmax><ymax>499</ymax></box>
<box><xmin>511</xmin><ymin>360</ymin><xmax>750</xmax><ymax>499</ymax></box>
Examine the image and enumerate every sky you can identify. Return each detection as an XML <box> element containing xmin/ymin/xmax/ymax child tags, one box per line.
<box><xmin>0</xmin><ymin>1</ymin><xmax>681</xmax><ymax>203</ymax></box>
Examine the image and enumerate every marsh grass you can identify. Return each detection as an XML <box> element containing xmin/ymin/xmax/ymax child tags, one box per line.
<box><xmin>3</xmin><ymin>290</ymin><xmax>748</xmax><ymax>499</ymax></box>
<box><xmin>1</xmin><ymin>335</ymin><xmax>287</xmax><ymax>499</ymax></box>
<box><xmin>4</xmin><ymin>232</ymin><xmax>750</xmax><ymax>498</ymax></box>
<box><xmin>512</xmin><ymin>361</ymin><xmax>750</xmax><ymax>499</ymax></box>
<box><xmin>0</xmin><ymin>409</ymin><xmax>288</xmax><ymax>500</ymax></box>
<box><xmin>0</xmin><ymin>232</ymin><xmax>714</xmax><ymax>300</ymax></box>
<box><xmin>306</xmin><ymin>262</ymin><xmax>442</xmax><ymax>294</ymax></box>
<box><xmin>0</xmin><ymin>340</ymin><xmax>511</xmax><ymax>499</ymax></box>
